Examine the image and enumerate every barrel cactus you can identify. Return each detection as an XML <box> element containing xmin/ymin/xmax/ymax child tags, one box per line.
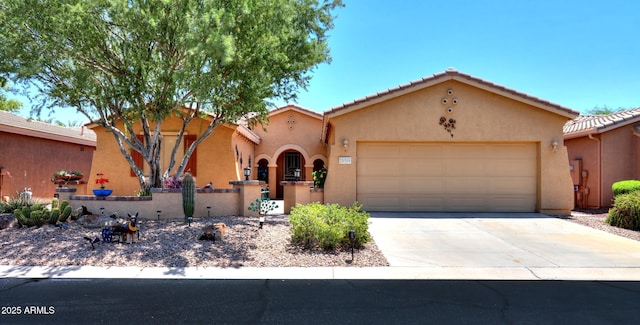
<box><xmin>182</xmin><ymin>173</ymin><xmax>196</xmax><ymax>222</ymax></box>
<box><xmin>13</xmin><ymin>199</ymin><xmax>72</xmax><ymax>227</ymax></box>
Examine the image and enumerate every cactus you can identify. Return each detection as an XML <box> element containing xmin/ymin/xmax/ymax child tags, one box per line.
<box><xmin>182</xmin><ymin>173</ymin><xmax>196</xmax><ymax>222</ymax></box>
<box><xmin>59</xmin><ymin>206</ymin><xmax>72</xmax><ymax>222</ymax></box>
<box><xmin>51</xmin><ymin>198</ymin><xmax>59</xmax><ymax>210</ymax></box>
<box><xmin>12</xmin><ymin>199</ymin><xmax>72</xmax><ymax>227</ymax></box>
<box><xmin>14</xmin><ymin>208</ymin><xmax>30</xmax><ymax>227</ymax></box>
<box><xmin>49</xmin><ymin>209</ymin><xmax>60</xmax><ymax>225</ymax></box>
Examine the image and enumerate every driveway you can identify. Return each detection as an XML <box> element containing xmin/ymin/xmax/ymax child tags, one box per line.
<box><xmin>368</xmin><ymin>212</ymin><xmax>640</xmax><ymax>279</ymax></box>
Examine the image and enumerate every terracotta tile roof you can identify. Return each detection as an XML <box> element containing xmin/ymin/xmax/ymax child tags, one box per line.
<box><xmin>563</xmin><ymin>107</ymin><xmax>640</xmax><ymax>138</ymax></box>
<box><xmin>324</xmin><ymin>68</ymin><xmax>579</xmax><ymax>119</ymax></box>
<box><xmin>0</xmin><ymin>110</ymin><xmax>96</xmax><ymax>146</ymax></box>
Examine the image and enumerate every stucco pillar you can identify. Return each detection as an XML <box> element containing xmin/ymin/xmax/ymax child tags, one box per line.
<box><xmin>304</xmin><ymin>165</ymin><xmax>313</xmax><ymax>182</ymax></box>
<box><xmin>230</xmin><ymin>180</ymin><xmax>265</xmax><ymax>217</ymax></box>
<box><xmin>280</xmin><ymin>181</ymin><xmax>313</xmax><ymax>214</ymax></box>
<box><xmin>55</xmin><ymin>187</ymin><xmax>76</xmax><ymax>202</ymax></box>
<box><xmin>268</xmin><ymin>165</ymin><xmax>277</xmax><ymax>199</ymax></box>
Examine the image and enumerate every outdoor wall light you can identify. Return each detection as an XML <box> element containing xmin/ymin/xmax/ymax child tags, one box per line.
<box><xmin>100</xmin><ymin>207</ymin><xmax>105</xmax><ymax>217</ymax></box>
<box><xmin>343</xmin><ymin>138</ymin><xmax>349</xmax><ymax>151</ymax></box>
<box><xmin>207</xmin><ymin>206</ymin><xmax>211</xmax><ymax>218</ymax></box>
<box><xmin>156</xmin><ymin>210</ymin><xmax>161</xmax><ymax>221</ymax></box>
<box><xmin>294</xmin><ymin>168</ymin><xmax>301</xmax><ymax>181</ymax></box>
<box><xmin>348</xmin><ymin>230</ymin><xmax>356</xmax><ymax>262</ymax></box>
<box><xmin>551</xmin><ymin>139</ymin><xmax>559</xmax><ymax>152</ymax></box>
<box><xmin>244</xmin><ymin>166</ymin><xmax>251</xmax><ymax>180</ymax></box>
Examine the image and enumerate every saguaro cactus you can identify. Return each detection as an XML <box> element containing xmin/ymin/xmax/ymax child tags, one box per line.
<box><xmin>182</xmin><ymin>173</ymin><xmax>196</xmax><ymax>222</ymax></box>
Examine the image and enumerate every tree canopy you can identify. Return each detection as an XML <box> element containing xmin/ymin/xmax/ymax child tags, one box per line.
<box><xmin>0</xmin><ymin>78</ymin><xmax>22</xmax><ymax>113</ymax></box>
<box><xmin>0</xmin><ymin>0</ymin><xmax>341</xmax><ymax>190</ymax></box>
<box><xmin>586</xmin><ymin>105</ymin><xmax>628</xmax><ymax>115</ymax></box>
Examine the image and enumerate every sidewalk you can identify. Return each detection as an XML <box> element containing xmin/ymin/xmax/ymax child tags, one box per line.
<box><xmin>2</xmin><ymin>264</ymin><xmax>640</xmax><ymax>281</ymax></box>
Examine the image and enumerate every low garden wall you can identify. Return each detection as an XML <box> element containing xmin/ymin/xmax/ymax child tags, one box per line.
<box><xmin>55</xmin><ymin>180</ymin><xmax>324</xmax><ymax>219</ymax></box>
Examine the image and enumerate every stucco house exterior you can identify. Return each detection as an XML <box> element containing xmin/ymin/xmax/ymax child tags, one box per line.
<box><xmin>0</xmin><ymin>110</ymin><xmax>95</xmax><ymax>200</ymax></box>
<box><xmin>322</xmin><ymin>69</ymin><xmax>578</xmax><ymax>214</ymax></box>
<box><xmin>82</xmin><ymin>69</ymin><xmax>578</xmax><ymax>214</ymax></box>
<box><xmin>563</xmin><ymin>108</ymin><xmax>640</xmax><ymax>209</ymax></box>
<box><xmin>86</xmin><ymin>113</ymin><xmax>259</xmax><ymax>195</ymax></box>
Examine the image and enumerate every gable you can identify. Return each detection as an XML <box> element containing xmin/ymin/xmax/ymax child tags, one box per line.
<box><xmin>323</xmin><ymin>69</ymin><xmax>578</xmax><ymax>142</ymax></box>
<box><xmin>325</xmin><ymin>78</ymin><xmax>574</xmax><ymax>143</ymax></box>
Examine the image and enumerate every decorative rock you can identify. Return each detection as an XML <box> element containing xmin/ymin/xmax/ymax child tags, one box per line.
<box><xmin>199</xmin><ymin>223</ymin><xmax>227</xmax><ymax>241</ymax></box>
<box><xmin>0</xmin><ymin>214</ymin><xmax>17</xmax><ymax>230</ymax></box>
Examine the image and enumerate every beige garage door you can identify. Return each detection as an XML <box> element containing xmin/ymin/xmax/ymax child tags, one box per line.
<box><xmin>357</xmin><ymin>142</ymin><xmax>538</xmax><ymax>212</ymax></box>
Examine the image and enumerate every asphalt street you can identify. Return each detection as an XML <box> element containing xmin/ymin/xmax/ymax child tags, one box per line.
<box><xmin>1</xmin><ymin>278</ymin><xmax>639</xmax><ymax>324</ymax></box>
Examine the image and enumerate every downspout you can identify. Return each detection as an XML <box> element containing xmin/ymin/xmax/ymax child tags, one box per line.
<box><xmin>633</xmin><ymin>128</ymin><xmax>640</xmax><ymax>180</ymax></box>
<box><xmin>588</xmin><ymin>134</ymin><xmax>601</xmax><ymax>209</ymax></box>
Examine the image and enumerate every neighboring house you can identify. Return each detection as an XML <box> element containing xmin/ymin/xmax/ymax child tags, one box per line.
<box><xmin>563</xmin><ymin>108</ymin><xmax>640</xmax><ymax>209</ymax></box>
<box><xmin>84</xmin><ymin>69</ymin><xmax>579</xmax><ymax>214</ymax></box>
<box><xmin>0</xmin><ymin>110</ymin><xmax>96</xmax><ymax>200</ymax></box>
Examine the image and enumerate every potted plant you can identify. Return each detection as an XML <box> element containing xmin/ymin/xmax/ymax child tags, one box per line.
<box><xmin>92</xmin><ymin>172</ymin><xmax>112</xmax><ymax>196</ymax></box>
<box><xmin>51</xmin><ymin>169</ymin><xmax>84</xmax><ymax>185</ymax></box>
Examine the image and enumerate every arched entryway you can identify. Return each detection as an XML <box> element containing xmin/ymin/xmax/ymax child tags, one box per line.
<box><xmin>275</xmin><ymin>150</ymin><xmax>305</xmax><ymax>198</ymax></box>
<box><xmin>257</xmin><ymin>159</ymin><xmax>269</xmax><ymax>182</ymax></box>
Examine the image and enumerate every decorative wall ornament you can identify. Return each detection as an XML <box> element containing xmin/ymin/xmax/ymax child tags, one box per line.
<box><xmin>439</xmin><ymin>88</ymin><xmax>459</xmax><ymax>137</ymax></box>
<box><xmin>439</xmin><ymin>117</ymin><xmax>456</xmax><ymax>137</ymax></box>
<box><xmin>287</xmin><ymin>114</ymin><xmax>296</xmax><ymax>129</ymax></box>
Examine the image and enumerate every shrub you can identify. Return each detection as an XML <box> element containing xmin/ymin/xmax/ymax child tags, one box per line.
<box><xmin>606</xmin><ymin>191</ymin><xmax>640</xmax><ymax>230</ymax></box>
<box><xmin>612</xmin><ymin>180</ymin><xmax>640</xmax><ymax>196</ymax></box>
<box><xmin>289</xmin><ymin>202</ymin><xmax>371</xmax><ymax>250</ymax></box>
<box><xmin>312</xmin><ymin>167</ymin><xmax>327</xmax><ymax>188</ymax></box>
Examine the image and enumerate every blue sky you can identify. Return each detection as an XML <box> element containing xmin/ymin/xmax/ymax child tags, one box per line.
<box><xmin>12</xmin><ymin>0</ymin><xmax>640</xmax><ymax>122</ymax></box>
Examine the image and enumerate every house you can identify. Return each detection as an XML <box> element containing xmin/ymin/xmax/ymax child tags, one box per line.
<box><xmin>86</xmin><ymin>113</ymin><xmax>259</xmax><ymax>195</ymax></box>
<box><xmin>563</xmin><ymin>108</ymin><xmax>640</xmax><ymax>209</ymax></box>
<box><xmin>0</xmin><ymin>110</ymin><xmax>96</xmax><ymax>200</ymax></box>
<box><xmin>83</xmin><ymin>69</ymin><xmax>578</xmax><ymax>214</ymax></box>
<box><xmin>321</xmin><ymin>69</ymin><xmax>578</xmax><ymax>214</ymax></box>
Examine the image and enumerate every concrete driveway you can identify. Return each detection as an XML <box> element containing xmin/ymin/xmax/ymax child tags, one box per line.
<box><xmin>368</xmin><ymin>212</ymin><xmax>640</xmax><ymax>280</ymax></box>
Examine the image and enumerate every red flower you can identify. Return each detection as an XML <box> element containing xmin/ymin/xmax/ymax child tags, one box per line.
<box><xmin>95</xmin><ymin>173</ymin><xmax>109</xmax><ymax>189</ymax></box>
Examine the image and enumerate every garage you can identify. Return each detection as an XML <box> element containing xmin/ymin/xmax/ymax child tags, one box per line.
<box><xmin>356</xmin><ymin>142</ymin><xmax>538</xmax><ymax>212</ymax></box>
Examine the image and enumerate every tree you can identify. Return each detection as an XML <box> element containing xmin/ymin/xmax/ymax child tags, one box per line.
<box><xmin>0</xmin><ymin>0</ymin><xmax>341</xmax><ymax>190</ymax></box>
<box><xmin>586</xmin><ymin>105</ymin><xmax>627</xmax><ymax>115</ymax></box>
<box><xmin>0</xmin><ymin>77</ymin><xmax>22</xmax><ymax>113</ymax></box>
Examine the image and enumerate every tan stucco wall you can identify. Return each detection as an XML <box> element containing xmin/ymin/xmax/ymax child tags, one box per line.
<box><xmin>0</xmin><ymin>131</ymin><xmax>94</xmax><ymax>199</ymax></box>
<box><xmin>89</xmin><ymin>116</ymin><xmax>251</xmax><ymax>195</ymax></box>
<box><xmin>324</xmin><ymin>80</ymin><xmax>574</xmax><ymax>213</ymax></box>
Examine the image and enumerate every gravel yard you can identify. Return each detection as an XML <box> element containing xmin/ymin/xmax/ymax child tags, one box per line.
<box><xmin>0</xmin><ymin>213</ymin><xmax>389</xmax><ymax>268</ymax></box>
<box><xmin>0</xmin><ymin>209</ymin><xmax>638</xmax><ymax>268</ymax></box>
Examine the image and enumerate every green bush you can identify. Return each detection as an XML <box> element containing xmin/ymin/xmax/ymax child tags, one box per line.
<box><xmin>612</xmin><ymin>180</ymin><xmax>640</xmax><ymax>196</ymax></box>
<box><xmin>606</xmin><ymin>191</ymin><xmax>640</xmax><ymax>230</ymax></box>
<box><xmin>289</xmin><ymin>202</ymin><xmax>371</xmax><ymax>250</ymax></box>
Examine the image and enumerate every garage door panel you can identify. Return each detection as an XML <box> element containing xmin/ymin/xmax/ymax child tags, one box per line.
<box><xmin>404</xmin><ymin>159</ymin><xmax>443</xmax><ymax>175</ymax></box>
<box><xmin>358</xmin><ymin>195</ymin><xmax>401</xmax><ymax>210</ymax></box>
<box><xmin>358</xmin><ymin>159</ymin><xmax>400</xmax><ymax>176</ymax></box>
<box><xmin>357</xmin><ymin>142</ymin><xmax>537</xmax><ymax>212</ymax></box>
<box><xmin>358</xmin><ymin>176</ymin><xmax>400</xmax><ymax>193</ymax></box>
<box><xmin>489</xmin><ymin>177</ymin><xmax>536</xmax><ymax>194</ymax></box>
<box><xmin>406</xmin><ymin>178</ymin><xmax>444</xmax><ymax>194</ymax></box>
